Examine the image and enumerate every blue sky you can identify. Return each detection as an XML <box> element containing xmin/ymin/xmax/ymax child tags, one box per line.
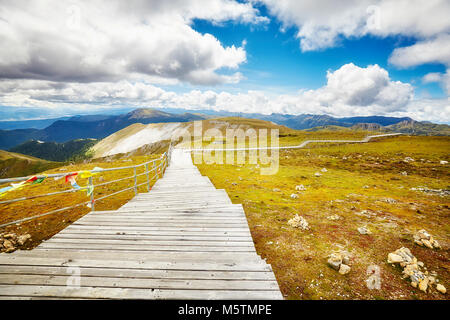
<box><xmin>0</xmin><ymin>0</ymin><xmax>448</xmax><ymax>122</ymax></box>
<box><xmin>190</xmin><ymin>17</ymin><xmax>446</xmax><ymax>97</ymax></box>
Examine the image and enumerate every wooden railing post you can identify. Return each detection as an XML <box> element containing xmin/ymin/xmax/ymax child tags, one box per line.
<box><xmin>133</xmin><ymin>167</ymin><xmax>137</xmax><ymax>195</ymax></box>
<box><xmin>153</xmin><ymin>161</ymin><xmax>157</xmax><ymax>180</ymax></box>
<box><xmin>145</xmin><ymin>163</ymin><xmax>150</xmax><ymax>192</ymax></box>
<box><xmin>88</xmin><ymin>176</ymin><xmax>95</xmax><ymax>211</ymax></box>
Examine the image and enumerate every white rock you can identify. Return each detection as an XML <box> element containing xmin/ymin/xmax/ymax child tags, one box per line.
<box><xmin>17</xmin><ymin>234</ymin><xmax>31</xmax><ymax>246</ymax></box>
<box><xmin>357</xmin><ymin>227</ymin><xmax>371</xmax><ymax>235</ymax></box>
<box><xmin>436</xmin><ymin>284</ymin><xmax>446</xmax><ymax>294</ymax></box>
<box><xmin>295</xmin><ymin>185</ymin><xmax>306</xmax><ymax>191</ymax></box>
<box><xmin>290</xmin><ymin>193</ymin><xmax>299</xmax><ymax>199</ymax></box>
<box><xmin>339</xmin><ymin>264</ymin><xmax>351</xmax><ymax>275</ymax></box>
<box><xmin>440</xmin><ymin>160</ymin><xmax>448</xmax><ymax>165</ymax></box>
<box><xmin>388</xmin><ymin>253</ymin><xmax>404</xmax><ymax>264</ymax></box>
<box><xmin>287</xmin><ymin>214</ymin><xmax>309</xmax><ymax>230</ymax></box>
<box><xmin>321</xmin><ymin>168</ymin><xmax>328</xmax><ymax>173</ymax></box>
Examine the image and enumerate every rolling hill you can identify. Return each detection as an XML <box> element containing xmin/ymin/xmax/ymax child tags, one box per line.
<box><xmin>91</xmin><ymin>117</ymin><xmax>294</xmax><ymax>158</ymax></box>
<box><xmin>10</xmin><ymin>139</ymin><xmax>98</xmax><ymax>162</ymax></box>
<box><xmin>385</xmin><ymin>119</ymin><xmax>450</xmax><ymax>136</ymax></box>
<box><xmin>0</xmin><ymin>150</ymin><xmax>61</xmax><ymax>179</ymax></box>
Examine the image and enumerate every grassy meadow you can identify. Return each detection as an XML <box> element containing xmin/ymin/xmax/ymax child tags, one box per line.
<box><xmin>196</xmin><ymin>133</ymin><xmax>450</xmax><ymax>300</ymax></box>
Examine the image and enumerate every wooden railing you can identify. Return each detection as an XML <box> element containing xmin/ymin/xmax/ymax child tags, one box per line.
<box><xmin>0</xmin><ymin>146</ymin><xmax>173</xmax><ymax>228</ymax></box>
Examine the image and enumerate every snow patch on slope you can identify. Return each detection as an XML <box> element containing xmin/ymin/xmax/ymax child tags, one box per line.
<box><xmin>104</xmin><ymin>122</ymin><xmax>187</xmax><ymax>156</ymax></box>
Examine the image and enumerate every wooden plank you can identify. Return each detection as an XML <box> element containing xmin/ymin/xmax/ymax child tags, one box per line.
<box><xmin>52</xmin><ymin>233</ymin><xmax>253</xmax><ymax>241</ymax></box>
<box><xmin>72</xmin><ymin>222</ymin><xmax>248</xmax><ymax>228</ymax></box>
<box><xmin>77</xmin><ymin>216</ymin><xmax>247</xmax><ymax>221</ymax></box>
<box><xmin>63</xmin><ymin>228</ymin><xmax>251</xmax><ymax>237</ymax></box>
<box><xmin>70</xmin><ymin>223</ymin><xmax>249</xmax><ymax>232</ymax></box>
<box><xmin>46</xmin><ymin>238</ymin><xmax>255</xmax><ymax>247</ymax></box>
<box><xmin>55</xmin><ymin>230</ymin><xmax>252</xmax><ymax>237</ymax></box>
<box><xmin>86</xmin><ymin>213</ymin><xmax>246</xmax><ymax>218</ymax></box>
<box><xmin>0</xmin><ymin>265</ymin><xmax>276</xmax><ymax>281</ymax></box>
<box><xmin>0</xmin><ymin>274</ymin><xmax>279</xmax><ymax>291</ymax></box>
<box><xmin>0</xmin><ymin>285</ymin><xmax>283</xmax><ymax>299</ymax></box>
<box><xmin>38</xmin><ymin>243</ymin><xmax>255</xmax><ymax>252</ymax></box>
<box><xmin>11</xmin><ymin>250</ymin><xmax>263</xmax><ymax>263</ymax></box>
<box><xmin>0</xmin><ymin>256</ymin><xmax>271</xmax><ymax>272</ymax></box>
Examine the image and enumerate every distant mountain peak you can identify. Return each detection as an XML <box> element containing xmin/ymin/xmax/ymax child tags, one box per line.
<box><xmin>125</xmin><ymin>108</ymin><xmax>169</xmax><ymax>119</ymax></box>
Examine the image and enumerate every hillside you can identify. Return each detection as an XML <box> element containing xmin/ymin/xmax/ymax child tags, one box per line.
<box><xmin>386</xmin><ymin>120</ymin><xmax>450</xmax><ymax>136</ymax></box>
<box><xmin>91</xmin><ymin>117</ymin><xmax>294</xmax><ymax>158</ymax></box>
<box><xmin>0</xmin><ymin>150</ymin><xmax>61</xmax><ymax>179</ymax></box>
<box><xmin>0</xmin><ymin>108</ymin><xmax>207</xmax><ymax>150</ymax></box>
<box><xmin>10</xmin><ymin>139</ymin><xmax>98</xmax><ymax>162</ymax></box>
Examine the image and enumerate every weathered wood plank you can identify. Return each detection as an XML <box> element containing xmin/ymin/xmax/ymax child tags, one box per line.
<box><xmin>0</xmin><ymin>274</ymin><xmax>279</xmax><ymax>290</ymax></box>
<box><xmin>46</xmin><ymin>238</ymin><xmax>255</xmax><ymax>247</ymax></box>
<box><xmin>0</xmin><ymin>265</ymin><xmax>276</xmax><ymax>280</ymax></box>
<box><xmin>0</xmin><ymin>256</ymin><xmax>271</xmax><ymax>271</ymax></box>
<box><xmin>0</xmin><ymin>285</ymin><xmax>283</xmax><ymax>300</ymax></box>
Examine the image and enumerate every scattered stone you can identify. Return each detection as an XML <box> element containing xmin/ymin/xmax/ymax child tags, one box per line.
<box><xmin>363</xmin><ymin>185</ymin><xmax>370</xmax><ymax>189</ymax></box>
<box><xmin>321</xmin><ymin>168</ymin><xmax>328</xmax><ymax>173</ymax></box>
<box><xmin>2</xmin><ymin>239</ymin><xmax>15</xmax><ymax>252</ymax></box>
<box><xmin>327</xmin><ymin>253</ymin><xmax>342</xmax><ymax>271</ymax></box>
<box><xmin>327</xmin><ymin>251</ymin><xmax>351</xmax><ymax>272</ymax></box>
<box><xmin>403</xmin><ymin>157</ymin><xmax>415</xmax><ymax>163</ymax></box>
<box><xmin>314</xmin><ymin>172</ymin><xmax>322</xmax><ymax>177</ymax></box>
<box><xmin>413</xmin><ymin>229</ymin><xmax>440</xmax><ymax>249</ymax></box>
<box><xmin>419</xmin><ymin>278</ymin><xmax>429</xmax><ymax>292</ymax></box>
<box><xmin>357</xmin><ymin>226</ymin><xmax>371</xmax><ymax>235</ymax></box>
<box><xmin>339</xmin><ymin>264</ymin><xmax>351</xmax><ymax>275</ymax></box>
<box><xmin>287</xmin><ymin>214</ymin><xmax>309</xmax><ymax>230</ymax></box>
<box><xmin>290</xmin><ymin>193</ymin><xmax>299</xmax><ymax>199</ymax></box>
<box><xmin>401</xmin><ymin>171</ymin><xmax>408</xmax><ymax>176</ymax></box>
<box><xmin>327</xmin><ymin>214</ymin><xmax>341</xmax><ymax>221</ymax></box>
<box><xmin>355</xmin><ymin>209</ymin><xmax>376</xmax><ymax>218</ymax></box>
<box><xmin>388</xmin><ymin>253</ymin><xmax>404</xmax><ymax>264</ymax></box>
<box><xmin>295</xmin><ymin>185</ymin><xmax>306</xmax><ymax>191</ymax></box>
<box><xmin>273</xmin><ymin>188</ymin><xmax>281</xmax><ymax>192</ymax></box>
<box><xmin>387</xmin><ymin>247</ymin><xmax>444</xmax><ymax>293</ymax></box>
<box><xmin>231</xmin><ymin>182</ymin><xmax>237</xmax><ymax>186</ymax></box>
<box><xmin>382</xmin><ymin>197</ymin><xmax>397</xmax><ymax>204</ymax></box>
<box><xmin>410</xmin><ymin>186</ymin><xmax>450</xmax><ymax>197</ymax></box>
<box><xmin>440</xmin><ymin>160</ymin><xmax>448</xmax><ymax>165</ymax></box>
<box><xmin>436</xmin><ymin>284</ymin><xmax>446</xmax><ymax>294</ymax></box>
<box><xmin>0</xmin><ymin>232</ymin><xmax>32</xmax><ymax>253</ymax></box>
<box><xmin>17</xmin><ymin>234</ymin><xmax>31</xmax><ymax>246</ymax></box>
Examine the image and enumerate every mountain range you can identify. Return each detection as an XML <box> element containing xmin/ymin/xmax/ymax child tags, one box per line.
<box><xmin>0</xmin><ymin>109</ymin><xmax>206</xmax><ymax>150</ymax></box>
<box><xmin>0</xmin><ymin>108</ymin><xmax>449</xmax><ymax>151</ymax></box>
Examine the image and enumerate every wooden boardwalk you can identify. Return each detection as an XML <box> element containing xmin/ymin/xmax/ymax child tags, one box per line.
<box><xmin>0</xmin><ymin>149</ymin><xmax>282</xmax><ymax>299</ymax></box>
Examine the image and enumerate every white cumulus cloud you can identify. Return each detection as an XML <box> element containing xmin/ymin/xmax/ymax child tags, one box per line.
<box><xmin>0</xmin><ymin>0</ymin><xmax>266</xmax><ymax>85</ymax></box>
<box><xmin>258</xmin><ymin>0</ymin><xmax>450</xmax><ymax>52</ymax></box>
<box><xmin>5</xmin><ymin>63</ymin><xmax>444</xmax><ymax>121</ymax></box>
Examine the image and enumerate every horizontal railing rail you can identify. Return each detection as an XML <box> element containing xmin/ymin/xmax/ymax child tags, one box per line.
<box><xmin>183</xmin><ymin>133</ymin><xmax>402</xmax><ymax>152</ymax></box>
<box><xmin>0</xmin><ymin>145</ymin><xmax>173</xmax><ymax>228</ymax></box>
